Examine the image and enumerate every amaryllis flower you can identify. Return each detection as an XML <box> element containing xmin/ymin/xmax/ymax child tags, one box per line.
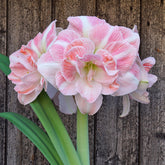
<box><xmin>8</xmin><ymin>21</ymin><xmax>60</xmax><ymax>104</ymax></box>
<box><xmin>38</xmin><ymin>16</ymin><xmax>140</xmax><ymax>115</ymax></box>
<box><xmin>120</xmin><ymin>56</ymin><xmax>157</xmax><ymax>117</ymax></box>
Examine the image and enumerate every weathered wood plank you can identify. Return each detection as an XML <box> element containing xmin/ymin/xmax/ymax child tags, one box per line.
<box><xmin>95</xmin><ymin>0</ymin><xmax>140</xmax><ymax>164</ymax></box>
<box><xmin>52</xmin><ymin>0</ymin><xmax>96</xmax><ymax>164</ymax></box>
<box><xmin>0</xmin><ymin>0</ymin><xmax>7</xmax><ymax>165</ymax></box>
<box><xmin>7</xmin><ymin>0</ymin><xmax>51</xmax><ymax>164</ymax></box>
<box><xmin>140</xmin><ymin>0</ymin><xmax>165</xmax><ymax>164</ymax></box>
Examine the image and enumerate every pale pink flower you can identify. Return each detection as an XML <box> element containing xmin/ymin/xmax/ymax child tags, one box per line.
<box><xmin>8</xmin><ymin>21</ymin><xmax>59</xmax><ymax>104</ymax></box>
<box><xmin>38</xmin><ymin>16</ymin><xmax>140</xmax><ymax>115</ymax></box>
<box><xmin>120</xmin><ymin>56</ymin><xmax>157</xmax><ymax>117</ymax></box>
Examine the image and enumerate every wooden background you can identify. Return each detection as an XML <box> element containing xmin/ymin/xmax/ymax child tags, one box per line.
<box><xmin>0</xmin><ymin>0</ymin><xmax>164</xmax><ymax>164</ymax></box>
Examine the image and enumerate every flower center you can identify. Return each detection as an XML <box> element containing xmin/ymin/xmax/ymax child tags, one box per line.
<box><xmin>84</xmin><ymin>62</ymin><xmax>97</xmax><ymax>81</ymax></box>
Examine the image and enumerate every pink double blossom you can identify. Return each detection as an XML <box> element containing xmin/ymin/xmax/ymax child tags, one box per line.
<box><xmin>8</xmin><ymin>16</ymin><xmax>157</xmax><ymax>116</ymax></box>
<box><xmin>8</xmin><ymin>21</ymin><xmax>58</xmax><ymax>104</ymax></box>
<box><xmin>38</xmin><ymin>16</ymin><xmax>140</xmax><ymax>115</ymax></box>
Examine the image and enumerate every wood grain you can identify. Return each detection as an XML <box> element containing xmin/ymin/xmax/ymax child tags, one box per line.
<box><xmin>0</xmin><ymin>0</ymin><xmax>7</xmax><ymax>165</ymax></box>
<box><xmin>140</xmin><ymin>0</ymin><xmax>165</xmax><ymax>164</ymax></box>
<box><xmin>95</xmin><ymin>0</ymin><xmax>140</xmax><ymax>164</ymax></box>
<box><xmin>7</xmin><ymin>0</ymin><xmax>51</xmax><ymax>164</ymax></box>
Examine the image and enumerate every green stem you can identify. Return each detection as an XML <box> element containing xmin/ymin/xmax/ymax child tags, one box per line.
<box><xmin>77</xmin><ymin>109</ymin><xmax>90</xmax><ymax>165</ymax></box>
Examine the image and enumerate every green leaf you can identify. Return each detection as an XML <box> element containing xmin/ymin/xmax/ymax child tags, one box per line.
<box><xmin>0</xmin><ymin>112</ymin><xmax>63</xmax><ymax>165</ymax></box>
<box><xmin>0</xmin><ymin>54</ymin><xmax>11</xmax><ymax>75</ymax></box>
<box><xmin>30</xmin><ymin>90</ymin><xmax>82</xmax><ymax>165</ymax></box>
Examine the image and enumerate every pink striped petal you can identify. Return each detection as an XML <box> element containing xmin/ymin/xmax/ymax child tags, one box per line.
<box><xmin>120</xmin><ymin>95</ymin><xmax>131</xmax><ymax>117</ymax></box>
<box><xmin>57</xmin><ymin>29</ymin><xmax>80</xmax><ymax>43</ymax></box>
<box><xmin>76</xmin><ymin>79</ymin><xmax>102</xmax><ymax>103</ymax></box>
<box><xmin>67</xmin><ymin>16</ymin><xmax>106</xmax><ymax>37</ymax></box>
<box><xmin>94</xmin><ymin>67</ymin><xmax>118</xmax><ymax>84</ymax></box>
<box><xmin>61</xmin><ymin>59</ymin><xmax>77</xmax><ymax>82</ymax></box>
<box><xmin>80</xmin><ymin>53</ymin><xmax>101</xmax><ymax>62</ymax></box>
<box><xmin>106</xmin><ymin>26</ymin><xmax>123</xmax><ymax>43</ymax></box>
<box><xmin>75</xmin><ymin>94</ymin><xmax>103</xmax><ymax>115</ymax></box>
<box><xmin>148</xmin><ymin>74</ymin><xmax>157</xmax><ymax>88</ymax></box>
<box><xmin>119</xmin><ymin>26</ymin><xmax>140</xmax><ymax>49</ymax></box>
<box><xmin>8</xmin><ymin>72</ymin><xmax>21</xmax><ymax>83</ymax></box>
<box><xmin>14</xmin><ymin>72</ymin><xmax>42</xmax><ymax>94</ymax></box>
<box><xmin>106</xmin><ymin>41</ymin><xmax>137</xmax><ymax>72</ymax></box>
<box><xmin>10</xmin><ymin>63</ymin><xmax>31</xmax><ymax>77</ymax></box>
<box><xmin>56</xmin><ymin>72</ymin><xmax>77</xmax><ymax>95</ymax></box>
<box><xmin>142</xmin><ymin>57</ymin><xmax>156</xmax><ymax>72</ymax></box>
<box><xmin>95</xmin><ymin>49</ymin><xmax>117</xmax><ymax>71</ymax></box>
<box><xmin>65</xmin><ymin>38</ymin><xmax>95</xmax><ymax>54</ymax></box>
<box><xmin>113</xmin><ymin>72</ymin><xmax>139</xmax><ymax>96</ymax></box>
<box><xmin>102</xmin><ymin>80</ymin><xmax>119</xmax><ymax>95</ymax></box>
<box><xmin>9</xmin><ymin>50</ymin><xmax>36</xmax><ymax>71</ymax></box>
<box><xmin>49</xmin><ymin>40</ymin><xmax>68</xmax><ymax>62</ymax></box>
<box><xmin>18</xmin><ymin>89</ymin><xmax>42</xmax><ymax>105</ymax></box>
<box><xmin>42</xmin><ymin>20</ymin><xmax>57</xmax><ymax>50</ymax></box>
<box><xmin>65</xmin><ymin>46</ymin><xmax>86</xmax><ymax>60</ymax></box>
<box><xmin>89</xmin><ymin>23</ymin><xmax>113</xmax><ymax>49</ymax></box>
<box><xmin>28</xmin><ymin>33</ymin><xmax>43</xmax><ymax>58</ymax></box>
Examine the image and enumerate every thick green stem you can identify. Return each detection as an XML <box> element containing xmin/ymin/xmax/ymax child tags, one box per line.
<box><xmin>77</xmin><ymin>109</ymin><xmax>90</xmax><ymax>165</ymax></box>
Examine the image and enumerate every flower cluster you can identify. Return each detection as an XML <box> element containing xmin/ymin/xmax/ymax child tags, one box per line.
<box><xmin>8</xmin><ymin>16</ymin><xmax>157</xmax><ymax>116</ymax></box>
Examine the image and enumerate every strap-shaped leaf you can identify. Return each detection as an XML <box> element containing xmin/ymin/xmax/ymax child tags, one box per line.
<box><xmin>30</xmin><ymin>91</ymin><xmax>82</xmax><ymax>165</ymax></box>
<box><xmin>0</xmin><ymin>54</ymin><xmax>11</xmax><ymax>75</ymax></box>
<box><xmin>0</xmin><ymin>112</ymin><xmax>63</xmax><ymax>165</ymax></box>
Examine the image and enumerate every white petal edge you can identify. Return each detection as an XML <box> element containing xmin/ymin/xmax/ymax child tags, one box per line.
<box><xmin>53</xmin><ymin>93</ymin><xmax>77</xmax><ymax>114</ymax></box>
<box><xmin>120</xmin><ymin>95</ymin><xmax>131</xmax><ymax>117</ymax></box>
<box><xmin>75</xmin><ymin>94</ymin><xmax>103</xmax><ymax>115</ymax></box>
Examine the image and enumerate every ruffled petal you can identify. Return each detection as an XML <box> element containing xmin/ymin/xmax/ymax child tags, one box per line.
<box><xmin>37</xmin><ymin>53</ymin><xmax>60</xmax><ymax>86</ymax></box>
<box><xmin>57</xmin><ymin>29</ymin><xmax>80</xmax><ymax>43</ymax></box>
<box><xmin>14</xmin><ymin>71</ymin><xmax>41</xmax><ymax>92</ymax></box>
<box><xmin>49</xmin><ymin>40</ymin><xmax>68</xmax><ymax>62</ymax></box>
<box><xmin>67</xmin><ymin>16</ymin><xmax>106</xmax><ymax>37</ymax></box>
<box><xmin>9</xmin><ymin>50</ymin><xmax>36</xmax><ymax>72</ymax></box>
<box><xmin>95</xmin><ymin>49</ymin><xmax>117</xmax><ymax>73</ymax></box>
<box><xmin>94</xmin><ymin>67</ymin><xmax>118</xmax><ymax>84</ymax></box>
<box><xmin>75</xmin><ymin>94</ymin><xmax>103</xmax><ymax>115</ymax></box>
<box><xmin>61</xmin><ymin>59</ymin><xmax>77</xmax><ymax>82</ymax></box>
<box><xmin>119</xmin><ymin>26</ymin><xmax>140</xmax><ymax>49</ymax></box>
<box><xmin>106</xmin><ymin>41</ymin><xmax>137</xmax><ymax>72</ymax></box>
<box><xmin>18</xmin><ymin>89</ymin><xmax>42</xmax><ymax>105</ymax></box>
<box><xmin>113</xmin><ymin>72</ymin><xmax>139</xmax><ymax>96</ymax></box>
<box><xmin>76</xmin><ymin>78</ymin><xmax>102</xmax><ymax>103</ymax></box>
<box><xmin>42</xmin><ymin>20</ymin><xmax>57</xmax><ymax>50</ymax></box>
<box><xmin>56</xmin><ymin>72</ymin><xmax>77</xmax><ymax>95</ymax></box>
<box><xmin>102</xmin><ymin>80</ymin><xmax>119</xmax><ymax>95</ymax></box>
<box><xmin>89</xmin><ymin>23</ymin><xmax>114</xmax><ymax>49</ymax></box>
<box><xmin>142</xmin><ymin>57</ymin><xmax>156</xmax><ymax>72</ymax></box>
<box><xmin>65</xmin><ymin>38</ymin><xmax>95</xmax><ymax>54</ymax></box>
<box><xmin>120</xmin><ymin>95</ymin><xmax>131</xmax><ymax>117</ymax></box>
<box><xmin>28</xmin><ymin>33</ymin><xmax>43</xmax><ymax>58</ymax></box>
<box><xmin>65</xmin><ymin>46</ymin><xmax>86</xmax><ymax>60</ymax></box>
